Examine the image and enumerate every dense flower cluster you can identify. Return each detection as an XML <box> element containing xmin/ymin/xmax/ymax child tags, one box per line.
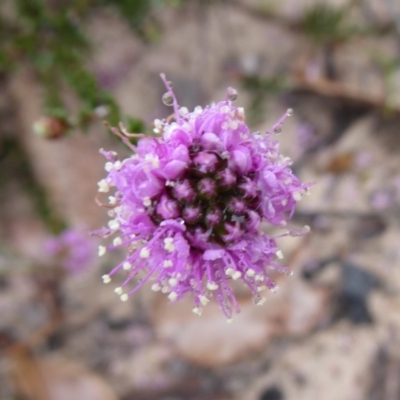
<box><xmin>45</xmin><ymin>229</ymin><xmax>95</xmax><ymax>273</ymax></box>
<box><xmin>96</xmin><ymin>74</ymin><xmax>311</xmax><ymax>319</ymax></box>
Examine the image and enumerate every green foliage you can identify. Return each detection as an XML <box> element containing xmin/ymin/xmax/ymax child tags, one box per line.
<box><xmin>300</xmin><ymin>4</ymin><xmax>358</xmax><ymax>43</ymax></box>
<box><xmin>0</xmin><ymin>0</ymin><xmax>176</xmax><ymax>133</ymax></box>
<box><xmin>0</xmin><ymin>137</ymin><xmax>66</xmax><ymax>233</ymax></box>
<box><xmin>241</xmin><ymin>74</ymin><xmax>286</xmax><ymax>124</ymax></box>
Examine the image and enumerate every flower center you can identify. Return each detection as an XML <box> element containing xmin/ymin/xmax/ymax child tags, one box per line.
<box><xmin>148</xmin><ymin>141</ymin><xmax>262</xmax><ymax>247</ymax></box>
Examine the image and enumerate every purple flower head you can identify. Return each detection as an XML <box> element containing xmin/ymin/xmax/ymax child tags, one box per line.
<box><xmin>96</xmin><ymin>74</ymin><xmax>312</xmax><ymax>320</ymax></box>
<box><xmin>45</xmin><ymin>229</ymin><xmax>95</xmax><ymax>274</ymax></box>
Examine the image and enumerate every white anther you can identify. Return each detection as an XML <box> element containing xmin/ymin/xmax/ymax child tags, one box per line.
<box><xmin>108</xmin><ymin>196</ymin><xmax>117</xmax><ymax>205</ymax></box>
<box><xmin>153</xmin><ymin>128</ymin><xmax>160</xmax><ymax>134</ymax></box>
<box><xmin>225</xmin><ymin>267</ymin><xmax>235</xmax><ymax>276</ymax></box>
<box><xmin>143</xmin><ymin>197</ymin><xmax>151</xmax><ymax>207</ymax></box>
<box><xmin>113</xmin><ymin>237</ymin><xmax>122</xmax><ymax>246</ymax></box>
<box><xmin>144</xmin><ymin>154</ymin><xmax>160</xmax><ymax>169</ymax></box>
<box><xmin>194</xmin><ymin>106</ymin><xmax>203</xmax><ymax>114</ymax></box>
<box><xmin>281</xmin><ymin>199</ymin><xmax>288</xmax><ymax>206</ymax></box>
<box><xmin>221</xmin><ymin>105</ymin><xmax>230</xmax><ymax>113</ymax></box>
<box><xmin>154</xmin><ymin>119</ymin><xmax>162</xmax><ymax>130</ymax></box>
<box><xmin>230</xmin><ymin>120</ymin><xmax>238</xmax><ymax>130</ymax></box>
<box><xmin>122</xmin><ymin>261</ymin><xmax>131</xmax><ymax>270</ymax></box>
<box><xmin>207</xmin><ymin>282</ymin><xmax>219</xmax><ymax>291</ymax></box>
<box><xmin>257</xmin><ymin>285</ymin><xmax>267</xmax><ymax>292</ymax></box>
<box><xmin>271</xmin><ymin>286</ymin><xmax>279</xmax><ymax>294</ymax></box>
<box><xmin>276</xmin><ymin>250</ymin><xmax>284</xmax><ymax>259</ymax></box>
<box><xmin>151</xmin><ymin>283</ymin><xmax>161</xmax><ymax>292</ymax></box>
<box><xmin>163</xmin><ymin>260</ymin><xmax>173</xmax><ymax>268</ymax></box>
<box><xmin>95</xmin><ymin>105</ymin><xmax>109</xmax><ymax>118</ymax></box>
<box><xmin>168</xmin><ymin>291</ymin><xmax>178</xmax><ymax>301</ymax></box>
<box><xmin>232</xmin><ymin>271</ymin><xmax>242</xmax><ymax>280</ymax></box>
<box><xmin>256</xmin><ymin>274</ymin><xmax>264</xmax><ymax>282</ymax></box>
<box><xmin>246</xmin><ymin>269</ymin><xmax>256</xmax><ymax>277</ymax></box>
<box><xmin>108</xmin><ymin>220</ymin><xmax>120</xmax><ymax>230</ymax></box>
<box><xmin>179</xmin><ymin>107</ymin><xmax>189</xmax><ymax>116</ymax></box>
<box><xmin>163</xmin><ymin>237</ymin><xmax>175</xmax><ymax>253</ymax></box>
<box><xmin>279</xmin><ymin>220</ymin><xmax>287</xmax><ymax>227</ymax></box>
<box><xmin>169</xmin><ymin>278</ymin><xmax>178</xmax><ymax>287</ymax></box>
<box><xmin>257</xmin><ymin>296</ymin><xmax>267</xmax><ymax>305</ymax></box>
<box><xmin>199</xmin><ymin>295</ymin><xmax>210</xmax><ymax>306</ymax></box>
<box><xmin>114</xmin><ymin>287</ymin><xmax>123</xmax><ymax>295</ymax></box>
<box><xmin>237</xmin><ymin>107</ymin><xmax>245</xmax><ymax>117</ymax></box>
<box><xmin>283</xmin><ymin>178</ymin><xmax>292</xmax><ymax>185</ymax></box>
<box><xmin>226</xmin><ymin>318</ymin><xmax>234</xmax><ymax>324</ymax></box>
<box><xmin>108</xmin><ymin>210</ymin><xmax>116</xmax><ymax>218</ymax></box>
<box><xmin>98</xmin><ymin>246</ymin><xmax>106</xmax><ymax>256</ymax></box>
<box><xmin>139</xmin><ymin>247</ymin><xmax>150</xmax><ymax>258</ymax></box>
<box><xmin>120</xmin><ymin>294</ymin><xmax>129</xmax><ymax>302</ymax></box>
<box><xmin>192</xmin><ymin>307</ymin><xmax>203</xmax><ymax>316</ymax></box>
<box><xmin>105</xmin><ymin>162</ymin><xmax>114</xmax><ymax>172</ymax></box>
<box><xmin>102</xmin><ymin>274</ymin><xmax>111</xmax><ymax>284</ymax></box>
<box><xmin>114</xmin><ymin>161</ymin><xmax>122</xmax><ymax>170</ymax></box>
<box><xmin>293</xmin><ymin>191</ymin><xmax>302</xmax><ymax>201</ymax></box>
<box><xmin>286</xmin><ymin>108</ymin><xmax>293</xmax><ymax>116</ymax></box>
<box><xmin>98</xmin><ymin>179</ymin><xmax>110</xmax><ymax>193</ymax></box>
<box><xmin>303</xmin><ymin>225</ymin><xmax>311</xmax><ymax>233</ymax></box>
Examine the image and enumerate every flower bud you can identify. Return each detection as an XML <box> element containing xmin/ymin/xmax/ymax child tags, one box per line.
<box><xmin>239</xmin><ymin>178</ymin><xmax>258</xmax><ymax>198</ymax></box>
<box><xmin>156</xmin><ymin>195</ymin><xmax>180</xmax><ymax>219</ymax></box>
<box><xmin>227</xmin><ymin>198</ymin><xmax>246</xmax><ymax>215</ymax></box>
<box><xmin>173</xmin><ymin>180</ymin><xmax>196</xmax><ymax>202</ymax></box>
<box><xmin>193</xmin><ymin>152</ymin><xmax>219</xmax><ymax>174</ymax></box>
<box><xmin>197</xmin><ymin>178</ymin><xmax>217</xmax><ymax>198</ymax></box>
<box><xmin>182</xmin><ymin>205</ymin><xmax>203</xmax><ymax>224</ymax></box>
<box><xmin>216</xmin><ymin>168</ymin><xmax>236</xmax><ymax>189</ymax></box>
<box><xmin>205</xmin><ymin>208</ymin><xmax>222</xmax><ymax>227</ymax></box>
<box><xmin>222</xmin><ymin>222</ymin><xmax>244</xmax><ymax>243</ymax></box>
<box><xmin>33</xmin><ymin>116</ymin><xmax>69</xmax><ymax>139</ymax></box>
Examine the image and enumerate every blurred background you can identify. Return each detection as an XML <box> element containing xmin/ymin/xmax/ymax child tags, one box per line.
<box><xmin>1</xmin><ymin>0</ymin><xmax>400</xmax><ymax>399</ymax></box>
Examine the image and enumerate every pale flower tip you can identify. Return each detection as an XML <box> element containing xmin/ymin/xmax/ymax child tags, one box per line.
<box><xmin>98</xmin><ymin>245</ymin><xmax>106</xmax><ymax>256</ymax></box>
<box><xmin>114</xmin><ymin>287</ymin><xmax>123</xmax><ymax>295</ymax></box>
<box><xmin>102</xmin><ymin>274</ymin><xmax>111</xmax><ymax>284</ymax></box>
<box><xmin>276</xmin><ymin>250</ymin><xmax>284</xmax><ymax>260</ymax></box>
<box><xmin>271</xmin><ymin>285</ymin><xmax>279</xmax><ymax>294</ymax></box>
<box><xmin>122</xmin><ymin>261</ymin><xmax>131</xmax><ymax>270</ymax></box>
<box><xmin>113</xmin><ymin>237</ymin><xmax>122</xmax><ymax>246</ymax></box>
<box><xmin>246</xmin><ymin>268</ymin><xmax>255</xmax><ymax>277</ymax></box>
<box><xmin>232</xmin><ymin>271</ymin><xmax>242</xmax><ymax>280</ymax></box>
<box><xmin>207</xmin><ymin>282</ymin><xmax>219</xmax><ymax>291</ymax></box>
<box><xmin>120</xmin><ymin>294</ymin><xmax>129</xmax><ymax>302</ymax></box>
<box><xmin>226</xmin><ymin>318</ymin><xmax>234</xmax><ymax>324</ymax></box>
<box><xmin>192</xmin><ymin>307</ymin><xmax>203</xmax><ymax>316</ymax></box>
<box><xmin>168</xmin><ymin>291</ymin><xmax>178</xmax><ymax>302</ymax></box>
<box><xmin>139</xmin><ymin>247</ymin><xmax>150</xmax><ymax>259</ymax></box>
<box><xmin>97</xmin><ymin>179</ymin><xmax>110</xmax><ymax>193</ymax></box>
<box><xmin>293</xmin><ymin>191</ymin><xmax>302</xmax><ymax>201</ymax></box>
<box><xmin>108</xmin><ymin>219</ymin><xmax>120</xmax><ymax>230</ymax></box>
<box><xmin>199</xmin><ymin>295</ymin><xmax>210</xmax><ymax>306</ymax></box>
<box><xmin>151</xmin><ymin>283</ymin><xmax>161</xmax><ymax>292</ymax></box>
<box><xmin>168</xmin><ymin>278</ymin><xmax>178</xmax><ymax>287</ymax></box>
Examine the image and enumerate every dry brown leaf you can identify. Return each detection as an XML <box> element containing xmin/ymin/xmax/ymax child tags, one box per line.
<box><xmin>150</xmin><ymin>277</ymin><xmax>329</xmax><ymax>367</ymax></box>
<box><xmin>8</xmin><ymin>346</ymin><xmax>117</xmax><ymax>400</ymax></box>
